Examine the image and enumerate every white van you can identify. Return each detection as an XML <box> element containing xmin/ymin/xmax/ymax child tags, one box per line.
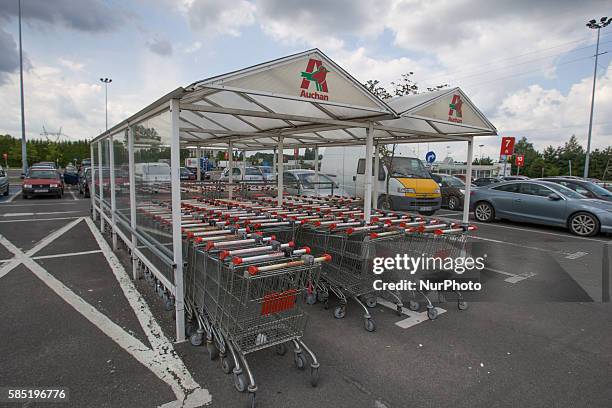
<box><xmin>134</xmin><ymin>162</ymin><xmax>171</xmax><ymax>193</ymax></box>
<box><xmin>320</xmin><ymin>147</ymin><xmax>441</xmax><ymax>215</ymax></box>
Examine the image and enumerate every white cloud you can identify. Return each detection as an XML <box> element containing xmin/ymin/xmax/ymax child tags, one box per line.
<box><xmin>182</xmin><ymin>0</ymin><xmax>255</xmax><ymax>37</ymax></box>
<box><xmin>58</xmin><ymin>58</ymin><xmax>84</xmax><ymax>71</ymax></box>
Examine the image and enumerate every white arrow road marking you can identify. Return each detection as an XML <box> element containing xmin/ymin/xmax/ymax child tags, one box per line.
<box><xmin>377</xmin><ymin>298</ymin><xmax>447</xmax><ymax>329</ymax></box>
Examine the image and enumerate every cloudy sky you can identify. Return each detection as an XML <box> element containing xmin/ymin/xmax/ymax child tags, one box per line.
<box><xmin>0</xmin><ymin>0</ymin><xmax>610</xmax><ymax>160</ymax></box>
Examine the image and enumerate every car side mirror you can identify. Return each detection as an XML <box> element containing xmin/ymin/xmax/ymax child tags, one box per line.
<box><xmin>547</xmin><ymin>193</ymin><xmax>561</xmax><ymax>201</ymax></box>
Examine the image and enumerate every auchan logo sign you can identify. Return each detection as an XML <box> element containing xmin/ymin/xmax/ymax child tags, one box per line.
<box><xmin>448</xmin><ymin>94</ymin><xmax>463</xmax><ymax>123</ymax></box>
<box><xmin>299</xmin><ymin>58</ymin><xmax>330</xmax><ymax>101</ymax></box>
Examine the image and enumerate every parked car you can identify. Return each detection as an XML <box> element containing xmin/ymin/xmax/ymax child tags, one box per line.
<box><xmin>0</xmin><ymin>166</ymin><xmax>9</xmax><ymax>196</ymax></box>
<box><xmin>220</xmin><ymin>166</ymin><xmax>265</xmax><ymax>182</ymax></box>
<box><xmin>500</xmin><ymin>175</ymin><xmax>529</xmax><ymax>181</ymax></box>
<box><xmin>22</xmin><ymin>168</ymin><xmax>64</xmax><ymax>199</ymax></box>
<box><xmin>180</xmin><ymin>167</ymin><xmax>196</xmax><ymax>181</ymax></box>
<box><xmin>539</xmin><ymin>178</ymin><xmax>612</xmax><ymax>202</ymax></box>
<box><xmin>470</xmin><ymin>180</ymin><xmax>612</xmax><ymax>236</ymax></box>
<box><xmin>63</xmin><ymin>165</ymin><xmax>79</xmax><ymax>185</ymax></box>
<box><xmin>431</xmin><ymin>173</ymin><xmax>468</xmax><ymax>210</ymax></box>
<box><xmin>257</xmin><ymin>166</ymin><xmax>274</xmax><ymax>181</ymax></box>
<box><xmin>283</xmin><ymin>169</ymin><xmax>349</xmax><ymax>197</ymax></box>
<box><xmin>78</xmin><ymin>167</ymin><xmax>91</xmax><ymax>197</ymax></box>
<box><xmin>473</xmin><ymin>177</ymin><xmax>501</xmax><ymax>187</ymax></box>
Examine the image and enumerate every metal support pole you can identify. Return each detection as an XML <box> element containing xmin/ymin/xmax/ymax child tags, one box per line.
<box><xmin>98</xmin><ymin>140</ymin><xmax>105</xmax><ymax>232</ymax></box>
<box><xmin>108</xmin><ymin>133</ymin><xmax>117</xmax><ymax>251</ymax></box>
<box><xmin>462</xmin><ymin>138</ymin><xmax>474</xmax><ymax>225</ymax></box>
<box><xmin>90</xmin><ymin>143</ymin><xmax>96</xmax><ymax>220</ymax></box>
<box><xmin>128</xmin><ymin>125</ymin><xmax>138</xmax><ymax>280</ymax></box>
<box><xmin>242</xmin><ymin>150</ymin><xmax>247</xmax><ymax>181</ymax></box>
<box><xmin>364</xmin><ymin>122</ymin><xmax>374</xmax><ymax>223</ymax></box>
<box><xmin>313</xmin><ymin>146</ymin><xmax>319</xmax><ymax>194</ymax></box>
<box><xmin>373</xmin><ymin>144</ymin><xmax>380</xmax><ymax>209</ymax></box>
<box><xmin>196</xmin><ymin>147</ymin><xmax>201</xmax><ymax>181</ymax></box>
<box><xmin>277</xmin><ymin>137</ymin><xmax>284</xmax><ymax>206</ymax></box>
<box><xmin>170</xmin><ymin>98</ymin><xmax>185</xmax><ymax>342</ymax></box>
<box><xmin>228</xmin><ymin>142</ymin><xmax>233</xmax><ymax>200</ymax></box>
<box><xmin>272</xmin><ymin>147</ymin><xmax>277</xmax><ymax>180</ymax></box>
<box><xmin>18</xmin><ymin>0</ymin><xmax>28</xmax><ymax>175</ymax></box>
<box><xmin>584</xmin><ymin>26</ymin><xmax>601</xmax><ymax>179</ymax></box>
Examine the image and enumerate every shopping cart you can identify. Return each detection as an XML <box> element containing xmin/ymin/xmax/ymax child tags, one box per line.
<box><xmin>371</xmin><ymin>223</ymin><xmax>476</xmax><ymax>319</ymax></box>
<box><xmin>183</xmin><ymin>232</ymin><xmax>330</xmax><ymax>407</ymax></box>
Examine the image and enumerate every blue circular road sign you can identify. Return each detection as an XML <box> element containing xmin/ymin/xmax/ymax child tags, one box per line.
<box><xmin>425</xmin><ymin>151</ymin><xmax>436</xmax><ymax>164</ymax></box>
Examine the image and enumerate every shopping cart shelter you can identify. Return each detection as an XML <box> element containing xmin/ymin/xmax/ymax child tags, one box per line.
<box><xmin>90</xmin><ymin>48</ymin><xmax>498</xmax><ymax>343</ymax></box>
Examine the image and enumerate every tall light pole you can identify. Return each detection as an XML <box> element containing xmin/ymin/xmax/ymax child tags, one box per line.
<box><xmin>99</xmin><ymin>78</ymin><xmax>112</xmax><ymax>132</ymax></box>
<box><xmin>18</xmin><ymin>0</ymin><xmax>27</xmax><ymax>175</ymax></box>
<box><xmin>584</xmin><ymin>17</ymin><xmax>611</xmax><ymax>178</ymax></box>
<box><xmin>478</xmin><ymin>144</ymin><xmax>484</xmax><ymax>162</ymax></box>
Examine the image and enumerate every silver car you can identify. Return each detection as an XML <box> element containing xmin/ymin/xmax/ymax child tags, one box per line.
<box><xmin>470</xmin><ymin>180</ymin><xmax>612</xmax><ymax>236</ymax></box>
<box><xmin>283</xmin><ymin>169</ymin><xmax>349</xmax><ymax>197</ymax></box>
<box><xmin>0</xmin><ymin>166</ymin><xmax>8</xmax><ymax>196</ymax></box>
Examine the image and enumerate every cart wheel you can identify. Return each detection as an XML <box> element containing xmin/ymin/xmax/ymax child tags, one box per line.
<box><xmin>333</xmin><ymin>305</ymin><xmax>346</xmax><ymax>319</ymax></box>
<box><xmin>408</xmin><ymin>300</ymin><xmax>420</xmax><ymax>311</ymax></box>
<box><xmin>234</xmin><ymin>373</ymin><xmax>247</xmax><ymax>392</ymax></box>
<box><xmin>164</xmin><ymin>297</ymin><xmax>174</xmax><ymax>311</ymax></box>
<box><xmin>365</xmin><ymin>297</ymin><xmax>377</xmax><ymax>308</ymax></box>
<box><xmin>317</xmin><ymin>291</ymin><xmax>328</xmax><ymax>303</ymax></box>
<box><xmin>310</xmin><ymin>366</ymin><xmax>319</xmax><ymax>387</ymax></box>
<box><xmin>189</xmin><ymin>332</ymin><xmax>203</xmax><ymax>347</ymax></box>
<box><xmin>249</xmin><ymin>392</ymin><xmax>256</xmax><ymax>408</ymax></box>
<box><xmin>305</xmin><ymin>293</ymin><xmax>317</xmax><ymax>305</ymax></box>
<box><xmin>294</xmin><ymin>353</ymin><xmax>306</xmax><ymax>370</ymax></box>
<box><xmin>427</xmin><ymin>307</ymin><xmax>438</xmax><ymax>320</ymax></box>
<box><xmin>275</xmin><ymin>343</ymin><xmax>287</xmax><ymax>356</ymax></box>
<box><xmin>323</xmin><ymin>299</ymin><xmax>330</xmax><ymax>310</ymax></box>
<box><xmin>221</xmin><ymin>357</ymin><xmax>233</xmax><ymax>374</ymax></box>
<box><xmin>458</xmin><ymin>300</ymin><xmax>469</xmax><ymax>310</ymax></box>
<box><xmin>364</xmin><ymin>318</ymin><xmax>376</xmax><ymax>332</ymax></box>
<box><xmin>207</xmin><ymin>342</ymin><xmax>219</xmax><ymax>360</ymax></box>
<box><xmin>185</xmin><ymin>322</ymin><xmax>195</xmax><ymax>337</ymax></box>
<box><xmin>396</xmin><ymin>305</ymin><xmax>403</xmax><ymax>316</ymax></box>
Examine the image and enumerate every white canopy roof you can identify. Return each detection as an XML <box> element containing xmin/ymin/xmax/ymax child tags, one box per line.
<box><xmin>93</xmin><ymin>49</ymin><xmax>497</xmax><ymax>148</ymax></box>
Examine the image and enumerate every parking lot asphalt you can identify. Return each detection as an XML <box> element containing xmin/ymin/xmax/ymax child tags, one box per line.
<box><xmin>0</xmin><ymin>189</ymin><xmax>610</xmax><ymax>408</ymax></box>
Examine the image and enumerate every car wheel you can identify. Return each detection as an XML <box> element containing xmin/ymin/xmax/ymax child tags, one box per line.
<box><xmin>568</xmin><ymin>212</ymin><xmax>600</xmax><ymax>237</ymax></box>
<box><xmin>377</xmin><ymin>196</ymin><xmax>393</xmax><ymax>211</ymax></box>
<box><xmin>3</xmin><ymin>188</ymin><xmax>8</xmax><ymax>196</ymax></box>
<box><xmin>447</xmin><ymin>195</ymin><xmax>460</xmax><ymax>210</ymax></box>
<box><xmin>474</xmin><ymin>201</ymin><xmax>495</xmax><ymax>222</ymax></box>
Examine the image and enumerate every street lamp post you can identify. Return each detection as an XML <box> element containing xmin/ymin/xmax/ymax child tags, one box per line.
<box><xmin>18</xmin><ymin>0</ymin><xmax>27</xmax><ymax>175</ymax></box>
<box><xmin>584</xmin><ymin>17</ymin><xmax>611</xmax><ymax>179</ymax></box>
<box><xmin>100</xmin><ymin>78</ymin><xmax>112</xmax><ymax>132</ymax></box>
<box><xmin>478</xmin><ymin>144</ymin><xmax>484</xmax><ymax>162</ymax></box>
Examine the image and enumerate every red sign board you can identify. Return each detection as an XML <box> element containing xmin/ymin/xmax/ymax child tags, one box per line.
<box><xmin>500</xmin><ymin>137</ymin><xmax>515</xmax><ymax>156</ymax></box>
<box><xmin>2</xmin><ymin>153</ymin><xmax>6</xmax><ymax>160</ymax></box>
<box><xmin>515</xmin><ymin>155</ymin><xmax>525</xmax><ymax>167</ymax></box>
<box><xmin>293</xmin><ymin>148</ymin><xmax>299</xmax><ymax>158</ymax></box>
<box><xmin>224</xmin><ymin>151</ymin><xmax>228</xmax><ymax>160</ymax></box>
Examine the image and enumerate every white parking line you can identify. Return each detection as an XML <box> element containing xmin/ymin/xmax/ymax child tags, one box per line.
<box><xmin>5</xmin><ymin>190</ymin><xmax>21</xmax><ymax>203</ymax></box>
<box><xmin>469</xmin><ymin>235</ymin><xmax>572</xmax><ymax>256</ymax></box>
<box><xmin>3</xmin><ymin>210</ymin><xmax>81</xmax><ymax>217</ymax></box>
<box><xmin>32</xmin><ymin>250</ymin><xmax>103</xmax><ymax>260</ymax></box>
<box><xmin>70</xmin><ymin>191</ymin><xmax>77</xmax><ymax>200</ymax></box>
<box><xmin>0</xmin><ymin>216</ymin><xmax>82</xmax><ymax>223</ymax></box>
<box><xmin>378</xmin><ymin>298</ymin><xmax>447</xmax><ymax>329</ymax></box>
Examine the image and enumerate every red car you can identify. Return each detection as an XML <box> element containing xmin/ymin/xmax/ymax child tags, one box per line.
<box><xmin>22</xmin><ymin>169</ymin><xmax>64</xmax><ymax>199</ymax></box>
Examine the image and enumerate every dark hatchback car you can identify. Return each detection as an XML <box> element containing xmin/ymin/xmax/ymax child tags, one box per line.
<box><xmin>180</xmin><ymin>167</ymin><xmax>196</xmax><ymax>181</ymax></box>
<box><xmin>22</xmin><ymin>169</ymin><xmax>64</xmax><ymax>199</ymax></box>
<box><xmin>431</xmin><ymin>173</ymin><xmax>467</xmax><ymax>210</ymax></box>
<box><xmin>473</xmin><ymin>177</ymin><xmax>501</xmax><ymax>187</ymax></box>
<box><xmin>540</xmin><ymin>178</ymin><xmax>612</xmax><ymax>202</ymax></box>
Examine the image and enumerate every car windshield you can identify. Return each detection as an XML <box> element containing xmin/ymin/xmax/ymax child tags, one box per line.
<box><xmin>245</xmin><ymin>168</ymin><xmax>261</xmax><ymax>176</ymax></box>
<box><xmin>28</xmin><ymin>170</ymin><xmax>57</xmax><ymax>179</ymax></box>
<box><xmin>297</xmin><ymin>173</ymin><xmax>335</xmax><ymax>188</ymax></box>
<box><xmin>390</xmin><ymin>157</ymin><xmax>430</xmax><ymax>178</ymax></box>
<box><xmin>586</xmin><ymin>182</ymin><xmax>612</xmax><ymax>197</ymax></box>
<box><xmin>444</xmin><ymin>176</ymin><xmax>465</xmax><ymax>188</ymax></box>
<box><xmin>146</xmin><ymin>165</ymin><xmax>170</xmax><ymax>175</ymax></box>
<box><xmin>547</xmin><ymin>183</ymin><xmax>585</xmax><ymax>199</ymax></box>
